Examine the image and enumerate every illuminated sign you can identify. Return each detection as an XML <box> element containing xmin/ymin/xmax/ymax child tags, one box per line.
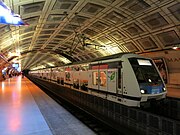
<box><xmin>0</xmin><ymin>1</ymin><xmax>28</xmax><ymax>25</ymax></box>
<box><xmin>12</xmin><ymin>63</ymin><xmax>19</xmax><ymax>68</ymax></box>
<box><xmin>137</xmin><ymin>59</ymin><xmax>152</xmax><ymax>66</ymax></box>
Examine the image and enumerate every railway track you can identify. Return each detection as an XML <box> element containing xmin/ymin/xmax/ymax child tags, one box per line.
<box><xmin>30</xmin><ymin>76</ymin><xmax>124</xmax><ymax>135</ymax></box>
<box><xmin>28</xmin><ymin>76</ymin><xmax>180</xmax><ymax>135</ymax></box>
<box><xmin>141</xmin><ymin>97</ymin><xmax>180</xmax><ymax>121</ymax></box>
<box><xmin>31</xmin><ymin>76</ymin><xmax>180</xmax><ymax>121</ymax></box>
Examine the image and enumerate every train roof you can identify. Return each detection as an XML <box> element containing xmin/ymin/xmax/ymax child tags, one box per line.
<box><xmin>31</xmin><ymin>53</ymin><xmax>135</xmax><ymax>71</ymax></box>
<box><xmin>91</xmin><ymin>52</ymin><xmax>134</xmax><ymax>62</ymax></box>
<box><xmin>70</xmin><ymin>52</ymin><xmax>133</xmax><ymax>65</ymax></box>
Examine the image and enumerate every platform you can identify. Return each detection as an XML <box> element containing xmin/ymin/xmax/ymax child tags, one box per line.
<box><xmin>0</xmin><ymin>76</ymin><xmax>95</xmax><ymax>135</ymax></box>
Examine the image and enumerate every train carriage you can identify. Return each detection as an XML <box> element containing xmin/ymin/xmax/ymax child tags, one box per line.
<box><xmin>29</xmin><ymin>53</ymin><xmax>167</xmax><ymax>107</ymax></box>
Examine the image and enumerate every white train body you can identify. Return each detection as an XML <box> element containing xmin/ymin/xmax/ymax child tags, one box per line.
<box><xmin>29</xmin><ymin>53</ymin><xmax>167</xmax><ymax>107</ymax></box>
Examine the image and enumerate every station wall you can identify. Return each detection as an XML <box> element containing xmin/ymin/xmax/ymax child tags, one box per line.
<box><xmin>142</xmin><ymin>50</ymin><xmax>180</xmax><ymax>87</ymax></box>
<box><xmin>0</xmin><ymin>57</ymin><xmax>10</xmax><ymax>81</ymax></box>
<box><xmin>1</xmin><ymin>50</ymin><xmax>179</xmax><ymax>88</ymax></box>
<box><xmin>0</xmin><ymin>59</ymin><xmax>5</xmax><ymax>81</ymax></box>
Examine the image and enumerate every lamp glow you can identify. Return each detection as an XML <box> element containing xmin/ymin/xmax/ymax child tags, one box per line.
<box><xmin>140</xmin><ymin>89</ymin><xmax>145</xmax><ymax>94</ymax></box>
<box><xmin>0</xmin><ymin>1</ymin><xmax>28</xmax><ymax>26</ymax></box>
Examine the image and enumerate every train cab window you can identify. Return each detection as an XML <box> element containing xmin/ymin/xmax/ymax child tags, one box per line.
<box><xmin>129</xmin><ymin>58</ymin><xmax>163</xmax><ymax>84</ymax></box>
<box><xmin>92</xmin><ymin>72</ymin><xmax>98</xmax><ymax>85</ymax></box>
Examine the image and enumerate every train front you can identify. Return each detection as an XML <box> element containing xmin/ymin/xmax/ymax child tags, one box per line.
<box><xmin>128</xmin><ymin>57</ymin><xmax>167</xmax><ymax>105</ymax></box>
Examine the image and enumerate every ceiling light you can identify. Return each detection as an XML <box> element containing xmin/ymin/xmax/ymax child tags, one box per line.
<box><xmin>172</xmin><ymin>46</ymin><xmax>178</xmax><ymax>50</ymax></box>
<box><xmin>0</xmin><ymin>1</ymin><xmax>28</xmax><ymax>26</ymax></box>
<box><xmin>31</xmin><ymin>65</ymin><xmax>46</xmax><ymax>70</ymax></box>
<box><xmin>47</xmin><ymin>63</ymin><xmax>55</xmax><ymax>67</ymax></box>
<box><xmin>8</xmin><ymin>51</ymin><xmax>21</xmax><ymax>57</ymax></box>
<box><xmin>172</xmin><ymin>44</ymin><xmax>180</xmax><ymax>50</ymax></box>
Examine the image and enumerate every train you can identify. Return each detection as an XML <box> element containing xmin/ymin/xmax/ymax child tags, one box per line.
<box><xmin>29</xmin><ymin>53</ymin><xmax>167</xmax><ymax>107</ymax></box>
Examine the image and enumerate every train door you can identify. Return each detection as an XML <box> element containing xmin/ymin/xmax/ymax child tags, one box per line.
<box><xmin>51</xmin><ymin>69</ymin><xmax>54</xmax><ymax>80</ymax></box>
<box><xmin>48</xmin><ymin>69</ymin><xmax>51</xmax><ymax>79</ymax></box>
<box><xmin>64</xmin><ymin>67</ymin><xmax>73</xmax><ymax>85</ymax></box>
<box><xmin>90</xmin><ymin>69</ymin><xmax>99</xmax><ymax>90</ymax></box>
<box><xmin>117</xmin><ymin>62</ymin><xmax>123</xmax><ymax>95</ymax></box>
<box><xmin>88</xmin><ymin>63</ymin><xmax>109</xmax><ymax>92</ymax></box>
<box><xmin>80</xmin><ymin>71</ymin><xmax>88</xmax><ymax>90</ymax></box>
<box><xmin>59</xmin><ymin>68</ymin><xmax>65</xmax><ymax>85</ymax></box>
<box><xmin>107</xmin><ymin>69</ymin><xmax>117</xmax><ymax>93</ymax></box>
<box><xmin>54</xmin><ymin>68</ymin><xmax>59</xmax><ymax>81</ymax></box>
<box><xmin>72</xmin><ymin>71</ymin><xmax>80</xmax><ymax>89</ymax></box>
<box><xmin>44</xmin><ymin>70</ymin><xmax>48</xmax><ymax>79</ymax></box>
<box><xmin>99</xmin><ymin>69</ymin><xmax>107</xmax><ymax>91</ymax></box>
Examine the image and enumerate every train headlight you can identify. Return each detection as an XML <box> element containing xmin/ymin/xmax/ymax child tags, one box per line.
<box><xmin>140</xmin><ymin>89</ymin><xmax>145</xmax><ymax>94</ymax></box>
<box><xmin>163</xmin><ymin>87</ymin><xmax>166</xmax><ymax>91</ymax></box>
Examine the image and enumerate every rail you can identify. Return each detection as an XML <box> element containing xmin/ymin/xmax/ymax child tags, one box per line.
<box><xmin>28</xmin><ymin>75</ymin><xmax>180</xmax><ymax>135</ymax></box>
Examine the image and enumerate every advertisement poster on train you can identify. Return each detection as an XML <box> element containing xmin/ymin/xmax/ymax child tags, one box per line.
<box><xmin>108</xmin><ymin>71</ymin><xmax>115</xmax><ymax>82</ymax></box>
<box><xmin>153</xmin><ymin>58</ymin><xmax>168</xmax><ymax>84</ymax></box>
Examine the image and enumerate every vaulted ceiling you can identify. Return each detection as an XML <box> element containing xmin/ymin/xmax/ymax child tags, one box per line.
<box><xmin>0</xmin><ymin>0</ymin><xmax>179</xmax><ymax>70</ymax></box>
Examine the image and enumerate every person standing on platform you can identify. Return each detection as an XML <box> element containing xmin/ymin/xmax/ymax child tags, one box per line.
<box><xmin>22</xmin><ymin>72</ymin><xmax>24</xmax><ymax>78</ymax></box>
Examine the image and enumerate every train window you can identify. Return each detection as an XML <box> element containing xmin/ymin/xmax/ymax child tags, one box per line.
<box><xmin>134</xmin><ymin>68</ymin><xmax>145</xmax><ymax>83</ymax></box>
<box><xmin>90</xmin><ymin>62</ymin><xmax>121</xmax><ymax>69</ymax></box>
<box><xmin>108</xmin><ymin>62</ymin><xmax>120</xmax><ymax>69</ymax></box>
<box><xmin>65</xmin><ymin>72</ymin><xmax>71</xmax><ymax>81</ymax></box>
<box><xmin>118</xmin><ymin>68</ymin><xmax>121</xmax><ymax>88</ymax></box>
<box><xmin>91</xmin><ymin>64</ymin><xmax>108</xmax><ymax>70</ymax></box>
<box><xmin>72</xmin><ymin>66</ymin><xmax>80</xmax><ymax>71</ymax></box>
<box><xmin>52</xmin><ymin>73</ymin><xmax>55</xmax><ymax>79</ymax></box>
<box><xmin>65</xmin><ymin>67</ymin><xmax>71</xmax><ymax>71</ymax></box>
<box><xmin>137</xmin><ymin>59</ymin><xmax>152</xmax><ymax>66</ymax></box>
<box><xmin>92</xmin><ymin>72</ymin><xmax>98</xmax><ymax>85</ymax></box>
<box><xmin>80</xmin><ymin>65</ymin><xmax>89</xmax><ymax>71</ymax></box>
<box><xmin>58</xmin><ymin>68</ymin><xmax>64</xmax><ymax>72</ymax></box>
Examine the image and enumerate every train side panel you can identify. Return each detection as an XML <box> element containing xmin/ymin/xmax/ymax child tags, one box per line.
<box><xmin>107</xmin><ymin>69</ymin><xmax>117</xmax><ymax>94</ymax></box>
<box><xmin>121</xmin><ymin>56</ymin><xmax>141</xmax><ymax>98</ymax></box>
<box><xmin>29</xmin><ymin>53</ymin><xmax>167</xmax><ymax>107</ymax></box>
<box><xmin>121</xmin><ymin>57</ymin><xmax>141</xmax><ymax>106</ymax></box>
<box><xmin>79</xmin><ymin>71</ymin><xmax>88</xmax><ymax>90</ymax></box>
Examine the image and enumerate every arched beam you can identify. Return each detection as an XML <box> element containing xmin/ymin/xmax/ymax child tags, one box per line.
<box><xmin>8</xmin><ymin>49</ymin><xmax>77</xmax><ymax>63</ymax></box>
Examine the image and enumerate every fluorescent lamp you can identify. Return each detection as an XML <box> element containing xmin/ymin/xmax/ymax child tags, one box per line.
<box><xmin>137</xmin><ymin>59</ymin><xmax>152</xmax><ymax>66</ymax></box>
<box><xmin>0</xmin><ymin>1</ymin><xmax>28</xmax><ymax>26</ymax></box>
<box><xmin>172</xmin><ymin>44</ymin><xmax>180</xmax><ymax>50</ymax></box>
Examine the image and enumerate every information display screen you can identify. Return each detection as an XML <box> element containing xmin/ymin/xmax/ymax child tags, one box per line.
<box><xmin>137</xmin><ymin>59</ymin><xmax>152</xmax><ymax>66</ymax></box>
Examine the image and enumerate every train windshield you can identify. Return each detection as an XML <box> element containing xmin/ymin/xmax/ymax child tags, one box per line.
<box><xmin>129</xmin><ymin>58</ymin><xmax>163</xmax><ymax>84</ymax></box>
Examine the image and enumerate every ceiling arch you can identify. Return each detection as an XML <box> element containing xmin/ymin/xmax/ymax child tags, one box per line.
<box><xmin>0</xmin><ymin>0</ymin><xmax>179</xmax><ymax>70</ymax></box>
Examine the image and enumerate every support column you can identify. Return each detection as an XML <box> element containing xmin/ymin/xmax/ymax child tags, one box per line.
<box><xmin>0</xmin><ymin>67</ymin><xmax>3</xmax><ymax>81</ymax></box>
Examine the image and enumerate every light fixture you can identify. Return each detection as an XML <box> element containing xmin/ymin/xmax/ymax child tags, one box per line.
<box><xmin>163</xmin><ymin>87</ymin><xmax>166</xmax><ymax>91</ymax></box>
<box><xmin>140</xmin><ymin>89</ymin><xmax>146</xmax><ymax>94</ymax></box>
<box><xmin>172</xmin><ymin>44</ymin><xmax>180</xmax><ymax>50</ymax></box>
<box><xmin>172</xmin><ymin>46</ymin><xmax>178</xmax><ymax>50</ymax></box>
<box><xmin>0</xmin><ymin>1</ymin><xmax>28</xmax><ymax>26</ymax></box>
<box><xmin>8</xmin><ymin>51</ymin><xmax>21</xmax><ymax>57</ymax></box>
